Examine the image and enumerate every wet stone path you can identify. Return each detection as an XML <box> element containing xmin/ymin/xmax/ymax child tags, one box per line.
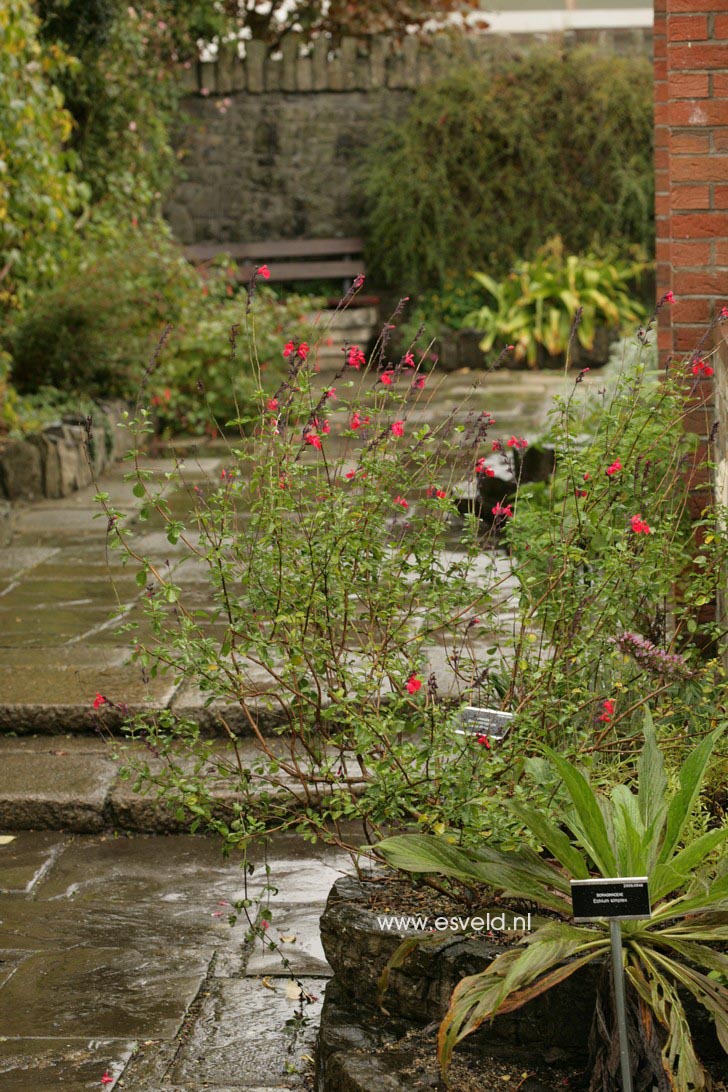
<box><xmin>0</xmin><ymin>830</ymin><xmax>351</xmax><ymax>1089</ymax></box>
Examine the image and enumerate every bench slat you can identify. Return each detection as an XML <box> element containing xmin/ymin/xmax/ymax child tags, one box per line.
<box><xmin>235</xmin><ymin>259</ymin><xmax>365</xmax><ymax>282</ymax></box>
<box><xmin>185</xmin><ymin>237</ymin><xmax>364</xmax><ymax>263</ymax></box>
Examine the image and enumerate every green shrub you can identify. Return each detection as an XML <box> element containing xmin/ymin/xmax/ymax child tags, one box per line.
<box><xmin>6</xmin><ymin>224</ymin><xmax>197</xmax><ymax>398</ymax></box>
<box><xmin>361</xmin><ymin>47</ymin><xmax>654</xmax><ymax>291</ymax></box>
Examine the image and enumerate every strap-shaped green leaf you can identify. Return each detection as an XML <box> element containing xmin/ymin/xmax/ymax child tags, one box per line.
<box><xmin>543</xmin><ymin>748</ymin><xmax>617</xmax><ymax>876</ymax></box>
<box><xmin>506</xmin><ymin>801</ymin><xmax>589</xmax><ymax>878</ymax></box>
<box><xmin>636</xmin><ymin>708</ymin><xmax>668</xmax><ymax>866</ymax></box>
<box><xmin>651</xmin><ymin>827</ymin><xmax>728</xmax><ymax>902</ymax></box>
<box><xmin>658</xmin><ymin>730</ymin><xmax>718</xmax><ymax>866</ymax></box>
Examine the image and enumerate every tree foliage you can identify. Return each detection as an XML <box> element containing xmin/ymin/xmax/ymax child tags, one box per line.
<box><xmin>0</xmin><ymin>0</ymin><xmax>85</xmax><ymax>310</ymax></box>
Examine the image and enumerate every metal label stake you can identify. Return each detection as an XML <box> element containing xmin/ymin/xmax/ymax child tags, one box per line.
<box><xmin>571</xmin><ymin>876</ymin><xmax>651</xmax><ymax>1092</ymax></box>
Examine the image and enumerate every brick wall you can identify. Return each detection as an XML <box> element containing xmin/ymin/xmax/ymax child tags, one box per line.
<box><xmin>655</xmin><ymin>0</ymin><xmax>728</xmax><ymax>378</ymax></box>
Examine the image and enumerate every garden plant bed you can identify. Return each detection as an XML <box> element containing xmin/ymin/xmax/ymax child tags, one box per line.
<box><xmin>315</xmin><ymin>876</ymin><xmax>727</xmax><ymax>1092</ymax></box>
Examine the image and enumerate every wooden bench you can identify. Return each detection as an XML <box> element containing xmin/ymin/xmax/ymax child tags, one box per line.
<box><xmin>184</xmin><ymin>236</ymin><xmax>366</xmax><ymax>291</ymax></box>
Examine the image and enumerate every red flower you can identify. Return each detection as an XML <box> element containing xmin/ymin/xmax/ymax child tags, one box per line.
<box><xmin>345</xmin><ymin>470</ymin><xmax>356</xmax><ymax>479</ymax></box>
<box><xmin>475</xmin><ymin>458</ymin><xmax>495</xmax><ymax>477</ymax></box>
<box><xmin>353</xmin><ymin>273</ymin><xmax>365</xmax><ymax>289</ymax></box>
<box><xmin>391</xmin><ymin>420</ymin><xmax>405</xmax><ymax>437</ymax></box>
<box><xmin>412</xmin><ymin>376</ymin><xmax>426</xmax><ymax>390</ymax></box>
<box><xmin>393</xmin><ymin>495</ymin><xmax>409</xmax><ymax>508</ymax></box>
<box><xmin>347</xmin><ymin>346</ymin><xmax>366</xmax><ymax>369</ymax></box>
<box><xmin>597</xmin><ymin>699</ymin><xmax>615</xmax><ymax>723</ymax></box>
<box><xmin>101</xmin><ymin>1074</ymin><xmax>114</xmax><ymax>1086</ymax></box>
<box><xmin>492</xmin><ymin>439</ymin><xmax>503</xmax><ymax>452</ymax></box>
<box><xmin>350</xmin><ymin>411</ymin><xmax>369</xmax><ymax>430</ymax></box>
<box><xmin>491</xmin><ymin>503</ymin><xmax>513</xmax><ymax>518</ymax></box>
<box><xmin>664</xmin><ymin>290</ymin><xmax>675</xmax><ymax>304</ymax></box>
<box><xmin>575</xmin><ymin>489</ymin><xmax>588</xmax><ymax>498</ymax></box>
<box><xmin>402</xmin><ymin>351</ymin><xmax>416</xmax><ymax>367</ymax></box>
<box><xmin>266</xmin><ymin>397</ymin><xmax>278</xmax><ymax>412</ymax></box>
<box><xmin>583</xmin><ymin>472</ymin><xmax>590</xmax><ymax>481</ymax></box>
<box><xmin>630</xmin><ymin>514</ymin><xmax>652</xmax><ymax>535</ymax></box>
<box><xmin>476</xmin><ymin>733</ymin><xmax>491</xmax><ymax>749</ymax></box>
<box><xmin>406</xmin><ymin>674</ymin><xmax>422</xmax><ymax>694</ymax></box>
<box><xmin>321</xmin><ymin>419</ymin><xmax>330</xmax><ymax>434</ymax></box>
<box><xmin>691</xmin><ymin>357</ymin><xmax>714</xmax><ymax>378</ymax></box>
<box><xmin>507</xmin><ymin>435</ymin><xmax>528</xmax><ymax>450</ymax></box>
<box><xmin>721</xmin><ymin>306</ymin><xmax>728</xmax><ymax>319</ymax></box>
<box><xmin>426</xmin><ymin>487</ymin><xmax>447</xmax><ymax>499</ymax></box>
<box><xmin>283</xmin><ymin>340</ymin><xmax>295</xmax><ymax>358</ymax></box>
<box><xmin>606</xmin><ymin>459</ymin><xmax>622</xmax><ymax>477</ymax></box>
<box><xmin>325</xmin><ymin>388</ymin><xmax>336</xmax><ymax>399</ymax></box>
<box><xmin>305</xmin><ymin>432</ymin><xmax>322</xmax><ymax>450</ymax></box>
<box><xmin>256</xmin><ymin>264</ymin><xmax>270</xmax><ymax>280</ymax></box>
<box><xmin>93</xmin><ymin>693</ymin><xmax>107</xmax><ymax>709</ymax></box>
<box><xmin>299</xmin><ymin>342</ymin><xmax>310</xmax><ymax>361</ymax></box>
<box><xmin>380</xmin><ymin>371</ymin><xmax>394</xmax><ymax>385</ymax></box>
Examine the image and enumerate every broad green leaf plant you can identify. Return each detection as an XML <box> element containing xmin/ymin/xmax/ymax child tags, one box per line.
<box><xmin>464</xmin><ymin>237</ymin><xmax>648</xmax><ymax>366</ymax></box>
<box><xmin>376</xmin><ymin>716</ymin><xmax>728</xmax><ymax>1090</ymax></box>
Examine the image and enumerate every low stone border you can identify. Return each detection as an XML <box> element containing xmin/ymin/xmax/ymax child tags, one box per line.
<box><xmin>315</xmin><ymin>876</ymin><xmax>725</xmax><ymax>1091</ymax></box>
<box><xmin>0</xmin><ymin>401</ymin><xmax>128</xmax><ymax>502</ymax></box>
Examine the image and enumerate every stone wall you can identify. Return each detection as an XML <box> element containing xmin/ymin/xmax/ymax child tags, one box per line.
<box><xmin>0</xmin><ymin>402</ymin><xmax>128</xmax><ymax>504</ymax></box>
<box><xmin>167</xmin><ymin>28</ymin><xmax>652</xmax><ymax>246</ymax></box>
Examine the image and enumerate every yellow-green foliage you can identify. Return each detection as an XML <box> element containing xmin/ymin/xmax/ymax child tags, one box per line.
<box><xmin>0</xmin><ymin>0</ymin><xmax>86</xmax><ymax>311</ymax></box>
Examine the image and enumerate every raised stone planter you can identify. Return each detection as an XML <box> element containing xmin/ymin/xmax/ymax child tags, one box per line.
<box><xmin>435</xmin><ymin>326</ymin><xmax>615</xmax><ymax>373</ymax></box>
<box><xmin>0</xmin><ymin>402</ymin><xmax>128</xmax><ymax>502</ymax></box>
<box><xmin>316</xmin><ymin>876</ymin><xmax>725</xmax><ymax>1091</ymax></box>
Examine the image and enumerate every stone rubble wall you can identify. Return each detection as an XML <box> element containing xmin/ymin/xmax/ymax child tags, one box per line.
<box><xmin>166</xmin><ymin>28</ymin><xmax>652</xmax><ymax>246</ymax></box>
<box><xmin>0</xmin><ymin>401</ymin><xmax>129</xmax><ymax>506</ymax></box>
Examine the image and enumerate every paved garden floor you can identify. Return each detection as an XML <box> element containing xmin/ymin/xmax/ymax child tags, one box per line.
<box><xmin>0</xmin><ymin>830</ymin><xmax>351</xmax><ymax>1089</ymax></box>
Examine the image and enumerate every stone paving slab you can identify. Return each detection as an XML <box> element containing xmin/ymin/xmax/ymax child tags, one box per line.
<box><xmin>168</xmin><ymin>977</ymin><xmax>325</xmax><ymax>1088</ymax></box>
<box><xmin>0</xmin><ymin>945</ymin><xmax>210</xmax><ymax>1037</ymax></box>
<box><xmin>0</xmin><ymin>831</ymin><xmax>67</xmax><ymax>893</ymax></box>
<box><xmin>245</xmin><ymin>903</ymin><xmax>333</xmax><ymax>977</ymax></box>
<box><xmin>0</xmin><ymin>1038</ymin><xmax>136</xmax><ymax>1091</ymax></box>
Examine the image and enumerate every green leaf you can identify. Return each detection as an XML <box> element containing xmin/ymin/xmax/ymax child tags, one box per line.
<box><xmin>506</xmin><ymin>801</ymin><xmax>589</xmax><ymax>879</ymax></box>
<box><xmin>658</xmin><ymin>730</ymin><xmax>718</xmax><ymax>866</ymax></box>
<box><xmin>636</xmin><ymin>707</ymin><xmax>668</xmax><ymax>868</ymax></box>
<box><xmin>651</xmin><ymin>828</ymin><xmax>728</xmax><ymax>901</ymax></box>
<box><xmin>543</xmin><ymin>749</ymin><xmax>617</xmax><ymax>876</ymax></box>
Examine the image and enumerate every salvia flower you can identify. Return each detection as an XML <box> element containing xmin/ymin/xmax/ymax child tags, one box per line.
<box><xmin>93</xmin><ymin>693</ymin><xmax>107</xmax><ymax>709</ymax></box>
<box><xmin>491</xmin><ymin>503</ymin><xmax>513</xmax><ymax>518</ymax></box>
<box><xmin>664</xmin><ymin>290</ymin><xmax>675</xmax><ymax>304</ymax></box>
<box><xmin>391</xmin><ymin>420</ymin><xmax>405</xmax><ymax>437</ymax></box>
<box><xmin>406</xmin><ymin>674</ymin><xmax>422</xmax><ymax>694</ymax></box>
<box><xmin>402</xmin><ymin>351</ymin><xmax>416</xmax><ymax>368</ymax></box>
<box><xmin>630</xmin><ymin>514</ymin><xmax>651</xmax><ymax>535</ymax></box>
<box><xmin>283</xmin><ymin>340</ymin><xmax>295</xmax><ymax>358</ymax></box>
<box><xmin>347</xmin><ymin>346</ymin><xmax>366</xmax><ymax>369</ymax></box>
<box><xmin>380</xmin><ymin>371</ymin><xmax>394</xmax><ymax>386</ymax></box>
<box><xmin>597</xmin><ymin>698</ymin><xmax>615</xmax><ymax>723</ymax></box>
<box><xmin>412</xmin><ymin>376</ymin><xmax>426</xmax><ymax>390</ymax></box>
<box><xmin>256</xmin><ymin>265</ymin><xmax>271</xmax><ymax>280</ymax></box>
<box><xmin>304</xmin><ymin>432</ymin><xmax>322</xmax><ymax>450</ymax></box>
<box><xmin>393</xmin><ymin>495</ymin><xmax>409</xmax><ymax>508</ymax></box>
<box><xmin>475</xmin><ymin>458</ymin><xmax>495</xmax><ymax>477</ymax></box>
<box><xmin>606</xmin><ymin>459</ymin><xmax>622</xmax><ymax>477</ymax></box>
<box><xmin>691</xmin><ymin>357</ymin><xmax>715</xmax><ymax>378</ymax></box>
<box><xmin>507</xmin><ymin>436</ymin><xmax>528</xmax><ymax>451</ymax></box>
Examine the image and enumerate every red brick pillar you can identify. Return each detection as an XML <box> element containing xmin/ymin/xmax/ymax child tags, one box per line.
<box><xmin>656</xmin><ymin>0</ymin><xmax>722</xmax><ymax>502</ymax></box>
<box><xmin>656</xmin><ymin>0</ymin><xmax>728</xmax><ymax>365</ymax></box>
